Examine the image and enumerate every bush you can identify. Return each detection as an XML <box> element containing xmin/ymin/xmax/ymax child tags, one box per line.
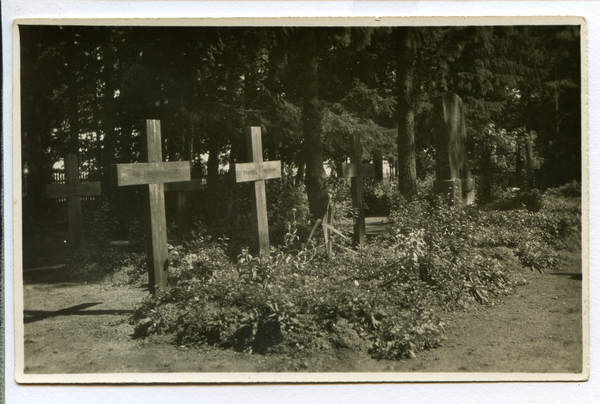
<box><xmin>546</xmin><ymin>180</ymin><xmax>581</xmax><ymax>198</ymax></box>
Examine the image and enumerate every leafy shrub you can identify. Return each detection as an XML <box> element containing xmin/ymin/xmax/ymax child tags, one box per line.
<box><xmin>66</xmin><ymin>244</ymin><xmax>146</xmax><ymax>283</ymax></box>
<box><xmin>488</xmin><ymin>189</ymin><xmax>543</xmax><ymax>212</ymax></box>
<box><xmin>546</xmin><ymin>180</ymin><xmax>581</xmax><ymax>198</ymax></box>
<box><xmin>371</xmin><ymin>310</ymin><xmax>444</xmax><ymax>360</ymax></box>
<box><xmin>126</xmin><ymin>183</ymin><xmax>580</xmax><ymax>361</ymax></box>
<box><xmin>85</xmin><ymin>197</ymin><xmax>116</xmax><ymax>242</ymax></box>
<box><xmin>516</xmin><ymin>241</ymin><xmax>558</xmax><ymax>271</ymax></box>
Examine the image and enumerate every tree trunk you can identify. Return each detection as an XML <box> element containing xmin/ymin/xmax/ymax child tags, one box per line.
<box><xmin>69</xmin><ymin>79</ymin><xmax>80</xmax><ymax>157</ymax></box>
<box><xmin>299</xmin><ymin>28</ymin><xmax>329</xmax><ymax>221</ymax></box>
<box><xmin>395</xmin><ymin>28</ymin><xmax>418</xmax><ymax>201</ymax></box>
<box><xmin>186</xmin><ymin>112</ymin><xmax>194</xmax><ymax>163</ymax></box>
<box><xmin>267</xmin><ymin>28</ymin><xmax>288</xmax><ymax>96</ymax></box>
<box><xmin>481</xmin><ymin>140</ymin><xmax>492</xmax><ymax>202</ymax></box>
<box><xmin>207</xmin><ymin>138</ymin><xmax>220</xmax><ymax>189</ymax></box>
<box><xmin>20</xmin><ymin>26</ymin><xmax>53</xmax><ymax>225</ymax></box>
<box><xmin>102</xmin><ymin>32</ymin><xmax>115</xmax><ymax>190</ymax></box>
<box><xmin>387</xmin><ymin>157</ymin><xmax>395</xmax><ymax>180</ymax></box>
<box><xmin>295</xmin><ymin>152</ymin><xmax>305</xmax><ymax>186</ymax></box>
<box><xmin>373</xmin><ymin>153</ymin><xmax>384</xmax><ymax>181</ymax></box>
<box><xmin>516</xmin><ymin>138</ymin><xmax>523</xmax><ymax>187</ymax></box>
<box><xmin>122</xmin><ymin>121</ymin><xmax>134</xmax><ymax>163</ymax></box>
<box><xmin>525</xmin><ymin>138</ymin><xmax>534</xmax><ymax>191</ymax></box>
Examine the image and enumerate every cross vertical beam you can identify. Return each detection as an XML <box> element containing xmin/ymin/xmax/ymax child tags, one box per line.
<box><xmin>145</xmin><ymin>120</ymin><xmax>168</xmax><ymax>293</ymax></box>
<box><xmin>45</xmin><ymin>155</ymin><xmax>101</xmax><ymax>250</ymax></box>
<box><xmin>234</xmin><ymin>127</ymin><xmax>282</xmax><ymax>261</ymax></box>
<box><xmin>337</xmin><ymin>133</ymin><xmax>374</xmax><ymax>247</ymax></box>
<box><xmin>323</xmin><ymin>199</ymin><xmax>334</xmax><ymax>258</ymax></box>
<box><xmin>115</xmin><ymin>120</ymin><xmax>191</xmax><ymax>293</ymax></box>
<box><xmin>65</xmin><ymin>156</ymin><xmax>83</xmax><ymax>250</ymax></box>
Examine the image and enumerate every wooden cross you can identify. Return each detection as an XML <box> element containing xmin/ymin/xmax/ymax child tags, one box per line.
<box><xmin>337</xmin><ymin>132</ymin><xmax>374</xmax><ymax>247</ymax></box>
<box><xmin>234</xmin><ymin>127</ymin><xmax>281</xmax><ymax>261</ymax></box>
<box><xmin>115</xmin><ymin>120</ymin><xmax>191</xmax><ymax>293</ymax></box>
<box><xmin>45</xmin><ymin>154</ymin><xmax>101</xmax><ymax>250</ymax></box>
<box><xmin>164</xmin><ymin>155</ymin><xmax>204</xmax><ymax>235</ymax></box>
<box><xmin>322</xmin><ymin>198</ymin><xmax>335</xmax><ymax>258</ymax></box>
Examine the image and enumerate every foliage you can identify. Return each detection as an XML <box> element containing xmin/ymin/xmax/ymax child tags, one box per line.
<box><xmin>66</xmin><ymin>245</ymin><xmax>146</xmax><ymax>283</ymax></box>
<box><xmin>330</xmin><ymin>177</ymin><xmax>403</xmax><ymax>218</ymax></box>
<box><xmin>266</xmin><ymin>181</ymin><xmax>312</xmax><ymax>245</ymax></box>
<box><xmin>128</xmin><ymin>187</ymin><xmax>580</xmax><ymax>360</ymax></box>
<box><xmin>21</xmin><ymin>25</ymin><xmax>581</xmax><ymax>230</ymax></box>
<box><xmin>545</xmin><ymin>180</ymin><xmax>581</xmax><ymax>198</ymax></box>
<box><xmin>364</xmin><ymin>179</ymin><xmax>402</xmax><ymax>216</ymax></box>
<box><xmin>487</xmin><ymin>189</ymin><xmax>544</xmax><ymax>212</ymax></box>
<box><xmin>329</xmin><ymin>178</ymin><xmax>354</xmax><ymax>220</ymax></box>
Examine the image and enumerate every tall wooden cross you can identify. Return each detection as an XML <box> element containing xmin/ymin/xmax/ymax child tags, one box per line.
<box><xmin>45</xmin><ymin>155</ymin><xmax>101</xmax><ymax>250</ymax></box>
<box><xmin>164</xmin><ymin>155</ymin><xmax>204</xmax><ymax>235</ymax></box>
<box><xmin>115</xmin><ymin>120</ymin><xmax>191</xmax><ymax>293</ymax></box>
<box><xmin>234</xmin><ymin>127</ymin><xmax>281</xmax><ymax>261</ymax></box>
<box><xmin>337</xmin><ymin>132</ymin><xmax>374</xmax><ymax>247</ymax></box>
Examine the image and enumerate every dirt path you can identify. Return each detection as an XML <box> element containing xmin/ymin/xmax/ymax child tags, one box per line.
<box><xmin>21</xmin><ymin>250</ymin><xmax>583</xmax><ymax>376</ymax></box>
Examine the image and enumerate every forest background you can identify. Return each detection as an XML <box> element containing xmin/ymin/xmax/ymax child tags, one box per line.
<box><xmin>20</xmin><ymin>24</ymin><xmax>580</xmax><ymax>233</ymax></box>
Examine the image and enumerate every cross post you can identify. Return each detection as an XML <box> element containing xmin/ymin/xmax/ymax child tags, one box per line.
<box><xmin>45</xmin><ymin>155</ymin><xmax>101</xmax><ymax>250</ymax></box>
<box><xmin>234</xmin><ymin>127</ymin><xmax>281</xmax><ymax>261</ymax></box>
<box><xmin>114</xmin><ymin>120</ymin><xmax>191</xmax><ymax>293</ymax></box>
<box><xmin>323</xmin><ymin>198</ymin><xmax>334</xmax><ymax>258</ymax></box>
<box><xmin>337</xmin><ymin>132</ymin><xmax>374</xmax><ymax>247</ymax></box>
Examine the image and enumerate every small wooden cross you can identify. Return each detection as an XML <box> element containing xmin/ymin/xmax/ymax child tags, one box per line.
<box><xmin>115</xmin><ymin>120</ymin><xmax>191</xmax><ymax>293</ymax></box>
<box><xmin>45</xmin><ymin>154</ymin><xmax>101</xmax><ymax>250</ymax></box>
<box><xmin>234</xmin><ymin>127</ymin><xmax>281</xmax><ymax>261</ymax></box>
<box><xmin>164</xmin><ymin>155</ymin><xmax>204</xmax><ymax>235</ymax></box>
<box><xmin>337</xmin><ymin>132</ymin><xmax>374</xmax><ymax>247</ymax></box>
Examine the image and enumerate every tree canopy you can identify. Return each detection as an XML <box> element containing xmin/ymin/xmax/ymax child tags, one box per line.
<box><xmin>20</xmin><ymin>24</ymin><xmax>582</xmax><ymax>220</ymax></box>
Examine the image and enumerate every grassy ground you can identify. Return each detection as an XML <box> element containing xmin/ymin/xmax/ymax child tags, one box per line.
<box><xmin>21</xmin><ymin>238</ymin><xmax>584</xmax><ymax>377</ymax></box>
<box><xmin>20</xmin><ymin>186</ymin><xmax>585</xmax><ymax>379</ymax></box>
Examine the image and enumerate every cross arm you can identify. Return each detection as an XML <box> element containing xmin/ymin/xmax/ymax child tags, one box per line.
<box><xmin>234</xmin><ymin>161</ymin><xmax>281</xmax><ymax>183</ymax></box>
<box><xmin>45</xmin><ymin>182</ymin><xmax>101</xmax><ymax>199</ymax></box>
<box><xmin>115</xmin><ymin>161</ymin><xmax>191</xmax><ymax>186</ymax></box>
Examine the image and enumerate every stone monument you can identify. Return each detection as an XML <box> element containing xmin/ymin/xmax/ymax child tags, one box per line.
<box><xmin>433</xmin><ymin>92</ymin><xmax>475</xmax><ymax>205</ymax></box>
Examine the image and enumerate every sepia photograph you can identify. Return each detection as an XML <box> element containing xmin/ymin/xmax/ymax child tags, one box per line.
<box><xmin>13</xmin><ymin>17</ymin><xmax>587</xmax><ymax>384</ymax></box>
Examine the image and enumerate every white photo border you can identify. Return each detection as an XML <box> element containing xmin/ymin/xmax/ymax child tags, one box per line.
<box><xmin>3</xmin><ymin>1</ymin><xmax>596</xmax><ymax>403</ymax></box>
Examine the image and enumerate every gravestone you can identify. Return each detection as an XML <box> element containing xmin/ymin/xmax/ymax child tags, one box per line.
<box><xmin>433</xmin><ymin>92</ymin><xmax>475</xmax><ymax>205</ymax></box>
<box><xmin>45</xmin><ymin>155</ymin><xmax>101</xmax><ymax>250</ymax></box>
<box><xmin>115</xmin><ymin>120</ymin><xmax>191</xmax><ymax>293</ymax></box>
<box><xmin>337</xmin><ymin>132</ymin><xmax>375</xmax><ymax>247</ymax></box>
<box><xmin>164</xmin><ymin>154</ymin><xmax>203</xmax><ymax>235</ymax></box>
<box><xmin>234</xmin><ymin>127</ymin><xmax>282</xmax><ymax>261</ymax></box>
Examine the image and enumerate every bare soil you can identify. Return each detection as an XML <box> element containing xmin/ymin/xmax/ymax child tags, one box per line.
<box><xmin>21</xmin><ymin>240</ymin><xmax>584</xmax><ymax>376</ymax></box>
